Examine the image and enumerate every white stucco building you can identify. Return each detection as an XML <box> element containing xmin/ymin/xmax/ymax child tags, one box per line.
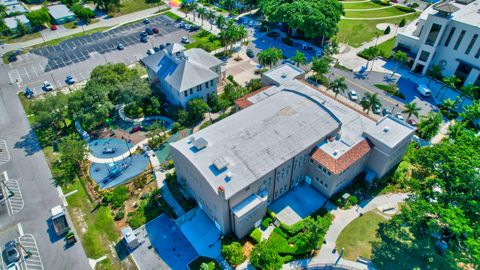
<box><xmin>142</xmin><ymin>43</ymin><xmax>222</xmax><ymax>107</ymax></box>
<box><xmin>395</xmin><ymin>0</ymin><xmax>480</xmax><ymax>86</ymax></box>
<box><xmin>170</xmin><ymin>65</ymin><xmax>416</xmax><ymax>238</ymax></box>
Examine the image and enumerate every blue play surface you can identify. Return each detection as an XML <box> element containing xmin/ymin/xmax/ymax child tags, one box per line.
<box><xmin>88</xmin><ymin>138</ymin><xmax>133</xmax><ymax>159</ymax></box>
<box><xmin>146</xmin><ymin>215</ymin><xmax>198</xmax><ymax>270</ymax></box>
<box><xmin>89</xmin><ymin>154</ymin><xmax>150</xmax><ymax>189</ymax></box>
<box><xmin>154</xmin><ymin>128</ymin><xmax>192</xmax><ymax>165</ymax></box>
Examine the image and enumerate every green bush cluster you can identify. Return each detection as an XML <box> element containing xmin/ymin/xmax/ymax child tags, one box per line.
<box><xmin>395</xmin><ymin>5</ymin><xmax>415</xmax><ymax>13</ymax></box>
<box><xmin>123</xmin><ymin>96</ymin><xmax>162</xmax><ymax>119</ymax></box>
<box><xmin>371</xmin><ymin>0</ymin><xmax>391</xmax><ymax>6</ymax></box>
<box><xmin>261</xmin><ymin>217</ymin><xmax>272</xmax><ymax>229</ymax></box>
<box><xmin>250</xmin><ymin>228</ymin><xmax>262</xmax><ymax>243</ymax></box>
<box><xmin>103</xmin><ymin>186</ymin><xmax>129</xmax><ymax>209</ymax></box>
<box><xmin>221</xmin><ymin>242</ymin><xmax>246</xmax><ymax>266</ymax></box>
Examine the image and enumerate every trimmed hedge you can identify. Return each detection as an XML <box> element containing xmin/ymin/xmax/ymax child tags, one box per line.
<box><xmin>250</xmin><ymin>228</ymin><xmax>262</xmax><ymax>244</ymax></box>
<box><xmin>372</xmin><ymin>0</ymin><xmax>391</xmax><ymax>6</ymax></box>
<box><xmin>395</xmin><ymin>5</ymin><xmax>415</xmax><ymax>13</ymax></box>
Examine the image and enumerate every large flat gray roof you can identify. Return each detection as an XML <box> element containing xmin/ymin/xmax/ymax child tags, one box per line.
<box><xmin>172</xmin><ymin>70</ymin><xmax>414</xmax><ymax>199</ymax></box>
<box><xmin>172</xmin><ymin>85</ymin><xmax>342</xmax><ymax>199</ymax></box>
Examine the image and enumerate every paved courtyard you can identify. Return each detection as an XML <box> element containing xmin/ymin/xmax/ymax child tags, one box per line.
<box><xmin>178</xmin><ymin>207</ymin><xmax>222</xmax><ymax>259</ymax></box>
<box><xmin>139</xmin><ymin>214</ymin><xmax>198</xmax><ymax>270</ymax></box>
<box><xmin>269</xmin><ymin>184</ymin><xmax>328</xmax><ymax>225</ymax></box>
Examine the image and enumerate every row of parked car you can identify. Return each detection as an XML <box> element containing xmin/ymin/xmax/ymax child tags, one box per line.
<box><xmin>176</xmin><ymin>22</ymin><xmax>200</xmax><ymax>32</ymax></box>
<box><xmin>346</xmin><ymin>89</ymin><xmax>418</xmax><ymax>125</ymax></box>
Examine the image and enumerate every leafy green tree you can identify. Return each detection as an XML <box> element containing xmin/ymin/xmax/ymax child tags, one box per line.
<box><xmin>187</xmin><ymin>98</ymin><xmax>209</xmax><ymax>124</ymax></box>
<box><xmin>362</xmin><ymin>46</ymin><xmax>380</xmax><ymax>70</ymax></box>
<box><xmin>110</xmin><ymin>185</ymin><xmax>129</xmax><ymax>208</ymax></box>
<box><xmin>460</xmin><ymin>100</ymin><xmax>480</xmax><ymax>123</ymax></box>
<box><xmin>372</xmin><ymin>127</ymin><xmax>480</xmax><ymax>269</ymax></box>
<box><xmin>291</xmin><ymin>50</ymin><xmax>307</xmax><ymax>67</ymax></box>
<box><xmin>180</xmin><ymin>0</ymin><xmax>190</xmax><ymax>18</ymax></box>
<box><xmin>146</xmin><ymin>120</ymin><xmax>166</xmax><ymax>150</ymax></box>
<box><xmin>26</xmin><ymin>8</ymin><xmax>50</xmax><ymax>27</ymax></box>
<box><xmin>416</xmin><ymin>112</ymin><xmax>442</xmax><ymax>140</ymax></box>
<box><xmin>0</xmin><ymin>4</ymin><xmax>6</xmax><ymax>18</ymax></box>
<box><xmin>221</xmin><ymin>242</ymin><xmax>246</xmax><ymax>266</ymax></box>
<box><xmin>383</xmin><ymin>25</ymin><xmax>391</xmax><ymax>34</ymax></box>
<box><xmin>71</xmin><ymin>4</ymin><xmax>95</xmax><ymax>23</ymax></box>
<box><xmin>391</xmin><ymin>50</ymin><xmax>407</xmax><ymax>78</ymax></box>
<box><xmin>53</xmin><ymin>134</ymin><xmax>86</xmax><ymax>185</ymax></box>
<box><xmin>16</xmin><ymin>19</ymin><xmax>27</xmax><ymax>36</ymax></box>
<box><xmin>250</xmin><ymin>241</ymin><xmax>283</xmax><ymax>270</ymax></box>
<box><xmin>328</xmin><ymin>77</ymin><xmax>347</xmax><ymax>98</ymax></box>
<box><xmin>260</xmin><ymin>0</ymin><xmax>343</xmax><ymax>39</ymax></box>
<box><xmin>32</xmin><ymin>92</ymin><xmax>69</xmax><ymax>133</ymax></box>
<box><xmin>360</xmin><ymin>92</ymin><xmax>381</xmax><ymax>114</ymax></box>
<box><xmin>311</xmin><ymin>56</ymin><xmax>330</xmax><ymax>76</ymax></box>
<box><xmin>94</xmin><ymin>0</ymin><xmax>120</xmax><ymax>12</ymax></box>
<box><xmin>215</xmin><ymin>14</ymin><xmax>226</xmax><ymax>29</ymax></box>
<box><xmin>196</xmin><ymin>6</ymin><xmax>206</xmax><ymax>25</ymax></box>
<box><xmin>257</xmin><ymin>47</ymin><xmax>282</xmax><ymax>69</ymax></box>
<box><xmin>460</xmin><ymin>83</ymin><xmax>479</xmax><ymax>99</ymax></box>
<box><xmin>402</xmin><ymin>102</ymin><xmax>421</xmax><ymax>120</ymax></box>
<box><xmin>437</xmin><ymin>75</ymin><xmax>461</xmax><ymax>99</ymax></box>
<box><xmin>399</xmin><ymin>18</ymin><xmax>406</xmax><ymax>27</ymax></box>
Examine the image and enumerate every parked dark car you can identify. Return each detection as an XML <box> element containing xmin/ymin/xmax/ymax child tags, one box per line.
<box><xmin>117</xmin><ymin>44</ymin><xmax>124</xmax><ymax>50</ymax></box>
<box><xmin>143</xmin><ymin>18</ymin><xmax>150</xmax><ymax>24</ymax></box>
<box><xmin>159</xmin><ymin>44</ymin><xmax>165</xmax><ymax>50</ymax></box>
<box><xmin>382</xmin><ymin>108</ymin><xmax>391</xmax><ymax>116</ymax></box>
<box><xmin>246</xmin><ymin>48</ymin><xmax>254</xmax><ymax>58</ymax></box>
<box><xmin>4</xmin><ymin>241</ymin><xmax>20</xmax><ymax>263</ymax></box>
<box><xmin>153</xmin><ymin>46</ymin><xmax>160</xmax><ymax>52</ymax></box>
<box><xmin>140</xmin><ymin>36</ymin><xmax>148</xmax><ymax>43</ymax></box>
<box><xmin>152</xmin><ymin>28</ymin><xmax>159</xmax><ymax>34</ymax></box>
<box><xmin>145</xmin><ymin>28</ymin><xmax>154</xmax><ymax>35</ymax></box>
<box><xmin>165</xmin><ymin>42</ymin><xmax>171</xmax><ymax>47</ymax></box>
<box><xmin>24</xmin><ymin>87</ymin><xmax>33</xmax><ymax>99</ymax></box>
<box><xmin>140</xmin><ymin>31</ymin><xmax>148</xmax><ymax>37</ymax></box>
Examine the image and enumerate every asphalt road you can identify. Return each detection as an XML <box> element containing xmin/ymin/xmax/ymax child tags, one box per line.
<box><xmin>6</xmin><ymin>14</ymin><xmax>190</xmax><ymax>96</ymax></box>
<box><xmin>0</xmin><ymin>69</ymin><xmax>91</xmax><ymax>269</ymax></box>
<box><xmin>0</xmin><ymin>13</ymin><xmax>193</xmax><ymax>270</ymax></box>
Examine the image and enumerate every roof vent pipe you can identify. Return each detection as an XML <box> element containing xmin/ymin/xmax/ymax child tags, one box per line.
<box><xmin>384</xmin><ymin>126</ymin><xmax>390</xmax><ymax>132</ymax></box>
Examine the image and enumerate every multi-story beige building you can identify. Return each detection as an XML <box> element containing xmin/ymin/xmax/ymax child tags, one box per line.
<box><xmin>171</xmin><ymin>65</ymin><xmax>415</xmax><ymax>238</ymax></box>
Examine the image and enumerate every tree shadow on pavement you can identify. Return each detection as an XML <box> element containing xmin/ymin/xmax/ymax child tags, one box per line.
<box><xmin>14</xmin><ymin>129</ymin><xmax>41</xmax><ymax>156</ymax></box>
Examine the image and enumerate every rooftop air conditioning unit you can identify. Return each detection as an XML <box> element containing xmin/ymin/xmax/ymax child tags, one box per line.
<box><xmin>384</xmin><ymin>126</ymin><xmax>390</xmax><ymax>133</ymax></box>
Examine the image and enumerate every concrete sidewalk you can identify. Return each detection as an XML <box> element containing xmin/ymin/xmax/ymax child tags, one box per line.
<box><xmin>284</xmin><ymin>193</ymin><xmax>409</xmax><ymax>269</ymax></box>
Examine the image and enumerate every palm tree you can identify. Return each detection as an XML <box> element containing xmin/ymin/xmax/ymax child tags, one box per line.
<box><xmin>360</xmin><ymin>92</ymin><xmax>381</xmax><ymax>114</ymax></box>
<box><xmin>205</xmin><ymin>9</ymin><xmax>215</xmax><ymax>30</ymax></box>
<box><xmin>362</xmin><ymin>46</ymin><xmax>380</xmax><ymax>71</ymax></box>
<box><xmin>215</xmin><ymin>15</ymin><xmax>226</xmax><ymax>30</ymax></box>
<box><xmin>189</xmin><ymin>1</ymin><xmax>198</xmax><ymax>20</ymax></box>
<box><xmin>236</xmin><ymin>24</ymin><xmax>247</xmax><ymax>43</ymax></box>
<box><xmin>391</xmin><ymin>51</ymin><xmax>407</xmax><ymax>78</ymax></box>
<box><xmin>180</xmin><ymin>0</ymin><xmax>190</xmax><ymax>18</ymax></box>
<box><xmin>196</xmin><ymin>7</ymin><xmax>206</xmax><ymax>25</ymax></box>
<box><xmin>291</xmin><ymin>51</ymin><xmax>307</xmax><ymax>67</ymax></box>
<box><xmin>437</xmin><ymin>75</ymin><xmax>461</xmax><ymax>99</ymax></box>
<box><xmin>402</xmin><ymin>102</ymin><xmax>421</xmax><ymax>120</ymax></box>
<box><xmin>328</xmin><ymin>77</ymin><xmax>348</xmax><ymax>98</ymax></box>
<box><xmin>257</xmin><ymin>48</ymin><xmax>283</xmax><ymax>69</ymax></box>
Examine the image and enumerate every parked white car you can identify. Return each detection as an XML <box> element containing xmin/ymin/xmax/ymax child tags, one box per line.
<box><xmin>416</xmin><ymin>84</ymin><xmax>432</xmax><ymax>97</ymax></box>
<box><xmin>348</xmin><ymin>90</ymin><xmax>358</xmax><ymax>101</ymax></box>
<box><xmin>181</xmin><ymin>36</ymin><xmax>190</xmax><ymax>44</ymax></box>
<box><xmin>43</xmin><ymin>81</ymin><xmax>53</xmax><ymax>91</ymax></box>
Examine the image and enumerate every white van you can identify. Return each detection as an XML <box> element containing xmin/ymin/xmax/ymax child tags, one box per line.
<box><xmin>416</xmin><ymin>84</ymin><xmax>432</xmax><ymax>97</ymax></box>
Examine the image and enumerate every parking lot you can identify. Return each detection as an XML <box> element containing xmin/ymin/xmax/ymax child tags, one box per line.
<box><xmin>5</xmin><ymin>14</ymin><xmax>191</xmax><ymax>94</ymax></box>
<box><xmin>0</xmin><ymin>140</ymin><xmax>9</xmax><ymax>167</ymax></box>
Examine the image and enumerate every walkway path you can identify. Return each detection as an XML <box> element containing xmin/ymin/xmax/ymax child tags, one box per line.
<box><xmin>1</xmin><ymin>5</ymin><xmax>168</xmax><ymax>54</ymax></box>
<box><xmin>284</xmin><ymin>193</ymin><xmax>409</xmax><ymax>270</ymax></box>
<box><xmin>344</xmin><ymin>5</ymin><xmax>401</xmax><ymax>11</ymax></box>
<box><xmin>87</xmin><ymin>137</ymin><xmax>149</xmax><ymax>163</ymax></box>
<box><xmin>342</xmin><ymin>12</ymin><xmax>418</xmax><ymax>20</ymax></box>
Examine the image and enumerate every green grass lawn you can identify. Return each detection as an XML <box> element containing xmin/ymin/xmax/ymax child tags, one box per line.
<box><xmin>118</xmin><ymin>0</ymin><xmax>163</xmax><ymax>15</ymax></box>
<box><xmin>376</xmin><ymin>37</ymin><xmax>395</xmax><ymax>58</ymax></box>
<box><xmin>63</xmin><ymin>179</ymin><xmax>126</xmax><ymax>268</ymax></box>
<box><xmin>164</xmin><ymin>11</ymin><xmax>182</xmax><ymax>21</ymax></box>
<box><xmin>344</xmin><ymin>6</ymin><xmax>412</xmax><ymax>18</ymax></box>
<box><xmin>1</xmin><ymin>31</ymin><xmax>42</xmax><ymax>44</ymax></box>
<box><xmin>336</xmin><ymin>13</ymin><xmax>419</xmax><ymax>47</ymax></box>
<box><xmin>185</xmin><ymin>30</ymin><xmax>222</xmax><ymax>52</ymax></box>
<box><xmin>342</xmin><ymin>1</ymin><xmax>386</xmax><ymax>9</ymax></box>
<box><xmin>336</xmin><ymin>211</ymin><xmax>386</xmax><ymax>260</ymax></box>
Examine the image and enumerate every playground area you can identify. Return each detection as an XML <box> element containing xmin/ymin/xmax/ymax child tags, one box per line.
<box><xmin>89</xmin><ymin>154</ymin><xmax>151</xmax><ymax>189</ymax></box>
<box><xmin>88</xmin><ymin>138</ymin><xmax>134</xmax><ymax>159</ymax></box>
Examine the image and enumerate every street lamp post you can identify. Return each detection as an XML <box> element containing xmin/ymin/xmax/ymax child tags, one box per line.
<box><xmin>392</xmin><ymin>103</ymin><xmax>399</xmax><ymax>114</ymax></box>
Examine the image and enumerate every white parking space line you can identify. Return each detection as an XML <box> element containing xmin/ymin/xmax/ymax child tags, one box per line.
<box><xmin>0</xmin><ymin>139</ymin><xmax>10</xmax><ymax>166</ymax></box>
<box><xmin>8</xmin><ymin>69</ymin><xmax>21</xmax><ymax>84</ymax></box>
<box><xmin>31</xmin><ymin>65</ymin><xmax>38</xmax><ymax>77</ymax></box>
<box><xmin>23</xmin><ymin>67</ymin><xmax>30</xmax><ymax>80</ymax></box>
<box><xmin>31</xmin><ymin>87</ymin><xmax>39</xmax><ymax>96</ymax></box>
<box><xmin>19</xmin><ymin>234</ymin><xmax>44</xmax><ymax>270</ymax></box>
<box><xmin>5</xmin><ymin>179</ymin><xmax>24</xmax><ymax>216</ymax></box>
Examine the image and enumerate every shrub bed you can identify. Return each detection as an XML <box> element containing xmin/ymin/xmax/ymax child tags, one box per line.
<box><xmin>250</xmin><ymin>228</ymin><xmax>262</xmax><ymax>243</ymax></box>
<box><xmin>261</xmin><ymin>217</ymin><xmax>272</xmax><ymax>229</ymax></box>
